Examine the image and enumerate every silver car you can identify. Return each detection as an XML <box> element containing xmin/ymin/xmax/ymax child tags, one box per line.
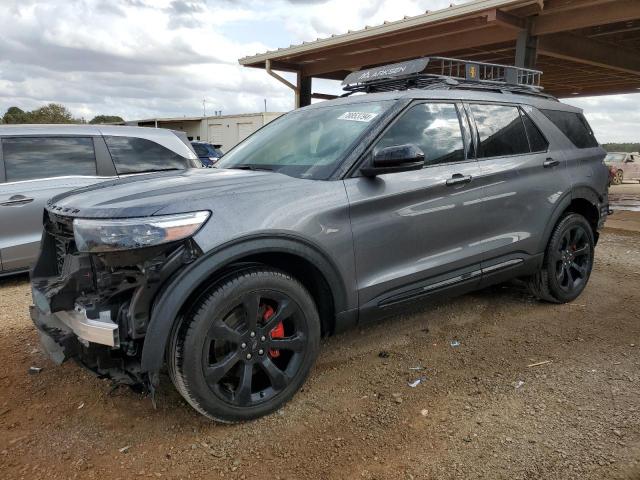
<box><xmin>0</xmin><ymin>125</ymin><xmax>200</xmax><ymax>275</ymax></box>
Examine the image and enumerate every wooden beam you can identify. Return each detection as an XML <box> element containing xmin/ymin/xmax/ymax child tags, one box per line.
<box><xmin>538</xmin><ymin>32</ymin><xmax>640</xmax><ymax>75</ymax></box>
<box><xmin>301</xmin><ymin>26</ymin><xmax>517</xmax><ymax>77</ymax></box>
<box><xmin>532</xmin><ymin>0</ymin><xmax>640</xmax><ymax>36</ymax></box>
<box><xmin>550</xmin><ymin>84</ymin><xmax>640</xmax><ymax>98</ymax></box>
<box><xmin>311</xmin><ymin>93</ymin><xmax>339</xmax><ymax>100</ymax></box>
<box><xmin>486</xmin><ymin>9</ymin><xmax>525</xmax><ymax>30</ymax></box>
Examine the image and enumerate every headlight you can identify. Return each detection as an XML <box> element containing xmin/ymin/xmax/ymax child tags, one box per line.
<box><xmin>73</xmin><ymin>211</ymin><xmax>210</xmax><ymax>253</ymax></box>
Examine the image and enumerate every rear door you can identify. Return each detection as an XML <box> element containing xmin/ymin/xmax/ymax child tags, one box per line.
<box><xmin>103</xmin><ymin>135</ymin><xmax>197</xmax><ymax>174</ymax></box>
<box><xmin>0</xmin><ymin>136</ymin><xmax>104</xmax><ymax>272</ymax></box>
<box><xmin>344</xmin><ymin>101</ymin><xmax>486</xmax><ymax>314</ymax></box>
<box><xmin>465</xmin><ymin>102</ymin><xmax>570</xmax><ymax>275</ymax></box>
<box><xmin>537</xmin><ymin>108</ymin><xmax>605</xmax><ymax>192</ymax></box>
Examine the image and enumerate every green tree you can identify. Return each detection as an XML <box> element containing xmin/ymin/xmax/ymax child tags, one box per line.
<box><xmin>2</xmin><ymin>106</ymin><xmax>29</xmax><ymax>124</ymax></box>
<box><xmin>28</xmin><ymin>103</ymin><xmax>77</xmax><ymax>124</ymax></box>
<box><xmin>89</xmin><ymin>115</ymin><xmax>124</xmax><ymax>124</ymax></box>
<box><xmin>602</xmin><ymin>143</ymin><xmax>640</xmax><ymax>153</ymax></box>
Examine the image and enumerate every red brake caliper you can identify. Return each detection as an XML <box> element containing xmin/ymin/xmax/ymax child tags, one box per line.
<box><xmin>262</xmin><ymin>305</ymin><xmax>284</xmax><ymax>358</ymax></box>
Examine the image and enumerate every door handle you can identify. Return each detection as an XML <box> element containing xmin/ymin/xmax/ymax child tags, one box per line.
<box><xmin>0</xmin><ymin>195</ymin><xmax>34</xmax><ymax>207</ymax></box>
<box><xmin>543</xmin><ymin>158</ymin><xmax>560</xmax><ymax>168</ymax></box>
<box><xmin>446</xmin><ymin>174</ymin><xmax>472</xmax><ymax>186</ymax></box>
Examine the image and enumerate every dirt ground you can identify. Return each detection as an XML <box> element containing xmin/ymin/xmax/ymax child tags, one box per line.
<box><xmin>1</xmin><ymin>216</ymin><xmax>639</xmax><ymax>480</ymax></box>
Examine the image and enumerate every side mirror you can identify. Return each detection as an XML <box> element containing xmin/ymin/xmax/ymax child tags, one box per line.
<box><xmin>361</xmin><ymin>144</ymin><xmax>424</xmax><ymax>177</ymax></box>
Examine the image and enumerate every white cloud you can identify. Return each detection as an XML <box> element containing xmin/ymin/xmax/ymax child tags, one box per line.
<box><xmin>0</xmin><ymin>0</ymin><xmax>638</xmax><ymax>142</ymax></box>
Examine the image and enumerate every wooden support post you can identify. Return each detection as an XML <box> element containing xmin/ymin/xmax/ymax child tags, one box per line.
<box><xmin>515</xmin><ymin>18</ymin><xmax>537</xmax><ymax>69</ymax></box>
<box><xmin>296</xmin><ymin>73</ymin><xmax>312</xmax><ymax>108</ymax></box>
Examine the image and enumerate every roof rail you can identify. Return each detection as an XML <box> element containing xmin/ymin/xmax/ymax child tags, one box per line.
<box><xmin>342</xmin><ymin>57</ymin><xmax>550</xmax><ymax>98</ymax></box>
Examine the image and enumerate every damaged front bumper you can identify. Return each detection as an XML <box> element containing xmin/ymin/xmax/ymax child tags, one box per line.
<box><xmin>30</xmin><ymin>210</ymin><xmax>200</xmax><ymax>385</ymax></box>
<box><xmin>31</xmin><ymin>302</ymin><xmax>119</xmax><ymax>352</ymax></box>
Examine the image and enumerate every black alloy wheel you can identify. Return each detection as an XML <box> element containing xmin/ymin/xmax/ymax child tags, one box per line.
<box><xmin>527</xmin><ymin>213</ymin><xmax>595</xmax><ymax>303</ymax></box>
<box><xmin>202</xmin><ymin>290</ymin><xmax>307</xmax><ymax>407</ymax></box>
<box><xmin>551</xmin><ymin>224</ymin><xmax>591</xmax><ymax>294</ymax></box>
<box><xmin>169</xmin><ymin>269</ymin><xmax>320</xmax><ymax>422</ymax></box>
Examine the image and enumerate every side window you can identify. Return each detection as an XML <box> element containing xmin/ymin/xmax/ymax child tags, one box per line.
<box><xmin>192</xmin><ymin>144</ymin><xmax>208</xmax><ymax>156</ymax></box>
<box><xmin>520</xmin><ymin>110</ymin><xmax>549</xmax><ymax>153</ymax></box>
<box><xmin>470</xmin><ymin>104</ymin><xmax>530</xmax><ymax>158</ymax></box>
<box><xmin>375</xmin><ymin>103</ymin><xmax>465</xmax><ymax>166</ymax></box>
<box><xmin>3</xmin><ymin>137</ymin><xmax>96</xmax><ymax>182</ymax></box>
<box><xmin>540</xmin><ymin>110</ymin><xmax>599</xmax><ymax>149</ymax></box>
<box><xmin>104</xmin><ymin>136</ymin><xmax>189</xmax><ymax>174</ymax></box>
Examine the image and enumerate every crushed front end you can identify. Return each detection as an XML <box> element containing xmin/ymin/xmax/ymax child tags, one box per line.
<box><xmin>30</xmin><ymin>209</ymin><xmax>204</xmax><ymax>387</ymax></box>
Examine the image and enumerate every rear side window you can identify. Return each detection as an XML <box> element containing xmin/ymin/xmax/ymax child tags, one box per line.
<box><xmin>470</xmin><ymin>104</ymin><xmax>530</xmax><ymax>158</ymax></box>
<box><xmin>105</xmin><ymin>136</ymin><xmax>190</xmax><ymax>174</ymax></box>
<box><xmin>375</xmin><ymin>103</ymin><xmax>465</xmax><ymax>166</ymax></box>
<box><xmin>520</xmin><ymin>111</ymin><xmax>549</xmax><ymax>153</ymax></box>
<box><xmin>540</xmin><ymin>109</ymin><xmax>598</xmax><ymax>148</ymax></box>
<box><xmin>2</xmin><ymin>137</ymin><xmax>96</xmax><ymax>182</ymax></box>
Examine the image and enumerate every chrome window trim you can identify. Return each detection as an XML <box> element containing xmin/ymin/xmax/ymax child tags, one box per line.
<box><xmin>1</xmin><ymin>175</ymin><xmax>114</xmax><ymax>187</ymax></box>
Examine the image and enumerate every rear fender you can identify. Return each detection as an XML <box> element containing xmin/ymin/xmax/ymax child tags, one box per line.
<box><xmin>538</xmin><ymin>186</ymin><xmax>603</xmax><ymax>254</ymax></box>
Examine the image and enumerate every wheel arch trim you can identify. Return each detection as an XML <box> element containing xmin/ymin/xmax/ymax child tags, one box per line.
<box><xmin>140</xmin><ymin>233</ymin><xmax>349</xmax><ymax>374</ymax></box>
<box><xmin>538</xmin><ymin>186</ymin><xmax>602</xmax><ymax>254</ymax></box>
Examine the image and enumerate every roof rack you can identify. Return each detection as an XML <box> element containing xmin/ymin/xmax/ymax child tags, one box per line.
<box><xmin>342</xmin><ymin>57</ymin><xmax>551</xmax><ymax>98</ymax></box>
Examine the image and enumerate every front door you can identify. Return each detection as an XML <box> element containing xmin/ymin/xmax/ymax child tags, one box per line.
<box><xmin>344</xmin><ymin>102</ymin><xmax>486</xmax><ymax>314</ymax></box>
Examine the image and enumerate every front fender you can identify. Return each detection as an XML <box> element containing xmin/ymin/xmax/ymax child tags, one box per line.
<box><xmin>140</xmin><ymin>234</ymin><xmax>349</xmax><ymax>374</ymax></box>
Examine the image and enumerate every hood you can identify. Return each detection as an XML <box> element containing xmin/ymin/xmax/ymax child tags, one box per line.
<box><xmin>47</xmin><ymin>168</ymin><xmax>304</xmax><ymax>219</ymax></box>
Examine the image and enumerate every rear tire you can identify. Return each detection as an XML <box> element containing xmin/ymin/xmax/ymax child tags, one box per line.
<box><xmin>168</xmin><ymin>268</ymin><xmax>320</xmax><ymax>422</ymax></box>
<box><xmin>527</xmin><ymin>213</ymin><xmax>595</xmax><ymax>303</ymax></box>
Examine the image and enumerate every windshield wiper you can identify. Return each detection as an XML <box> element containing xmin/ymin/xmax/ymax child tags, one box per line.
<box><xmin>121</xmin><ymin>168</ymin><xmax>184</xmax><ymax>175</ymax></box>
<box><xmin>226</xmin><ymin>165</ymin><xmax>274</xmax><ymax>172</ymax></box>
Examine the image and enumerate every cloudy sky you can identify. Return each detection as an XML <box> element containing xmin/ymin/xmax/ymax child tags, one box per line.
<box><xmin>1</xmin><ymin>0</ymin><xmax>638</xmax><ymax>142</ymax></box>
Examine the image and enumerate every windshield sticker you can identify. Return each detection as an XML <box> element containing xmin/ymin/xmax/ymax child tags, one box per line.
<box><xmin>337</xmin><ymin>112</ymin><xmax>378</xmax><ymax>122</ymax></box>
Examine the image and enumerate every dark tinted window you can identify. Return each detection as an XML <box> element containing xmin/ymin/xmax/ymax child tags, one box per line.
<box><xmin>105</xmin><ymin>136</ymin><xmax>191</xmax><ymax>174</ymax></box>
<box><xmin>192</xmin><ymin>143</ymin><xmax>209</xmax><ymax>156</ymax></box>
<box><xmin>3</xmin><ymin>137</ymin><xmax>96</xmax><ymax>182</ymax></box>
<box><xmin>520</xmin><ymin>111</ymin><xmax>549</xmax><ymax>152</ymax></box>
<box><xmin>470</xmin><ymin>104</ymin><xmax>530</xmax><ymax>158</ymax></box>
<box><xmin>376</xmin><ymin>103</ymin><xmax>465</xmax><ymax>166</ymax></box>
<box><xmin>541</xmin><ymin>109</ymin><xmax>599</xmax><ymax>148</ymax></box>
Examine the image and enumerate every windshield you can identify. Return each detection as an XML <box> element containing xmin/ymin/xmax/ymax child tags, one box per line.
<box><xmin>216</xmin><ymin>100</ymin><xmax>393</xmax><ymax>179</ymax></box>
<box><xmin>605</xmin><ymin>153</ymin><xmax>626</xmax><ymax>163</ymax></box>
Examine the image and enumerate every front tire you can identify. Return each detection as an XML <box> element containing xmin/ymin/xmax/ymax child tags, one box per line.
<box><xmin>528</xmin><ymin>213</ymin><xmax>595</xmax><ymax>303</ymax></box>
<box><xmin>612</xmin><ymin>170</ymin><xmax>623</xmax><ymax>185</ymax></box>
<box><xmin>169</xmin><ymin>268</ymin><xmax>320</xmax><ymax>422</ymax></box>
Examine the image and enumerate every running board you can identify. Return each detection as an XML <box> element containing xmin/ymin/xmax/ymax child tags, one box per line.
<box><xmin>378</xmin><ymin>258</ymin><xmax>524</xmax><ymax>307</ymax></box>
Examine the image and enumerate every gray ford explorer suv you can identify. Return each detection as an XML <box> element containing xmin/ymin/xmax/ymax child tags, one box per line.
<box><xmin>30</xmin><ymin>58</ymin><xmax>609</xmax><ymax>422</ymax></box>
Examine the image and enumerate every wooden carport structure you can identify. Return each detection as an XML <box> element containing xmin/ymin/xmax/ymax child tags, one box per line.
<box><xmin>239</xmin><ymin>0</ymin><xmax>640</xmax><ymax>106</ymax></box>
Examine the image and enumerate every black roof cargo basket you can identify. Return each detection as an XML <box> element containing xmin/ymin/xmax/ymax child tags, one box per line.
<box><xmin>342</xmin><ymin>57</ymin><xmax>551</xmax><ymax>98</ymax></box>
